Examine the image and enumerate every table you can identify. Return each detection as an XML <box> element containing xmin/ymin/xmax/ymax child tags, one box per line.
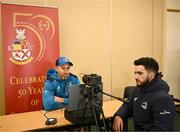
<box><xmin>175</xmin><ymin>101</ymin><xmax>180</xmax><ymax>106</ymax></box>
<box><xmin>0</xmin><ymin>100</ymin><xmax>122</xmax><ymax>131</ymax></box>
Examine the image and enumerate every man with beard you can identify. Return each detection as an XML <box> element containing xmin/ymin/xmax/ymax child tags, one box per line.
<box><xmin>113</xmin><ymin>57</ymin><xmax>175</xmax><ymax>131</ymax></box>
<box><xmin>43</xmin><ymin>56</ymin><xmax>80</xmax><ymax>111</ymax></box>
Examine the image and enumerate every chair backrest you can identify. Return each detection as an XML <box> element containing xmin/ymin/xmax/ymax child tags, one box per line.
<box><xmin>174</xmin><ymin>97</ymin><xmax>180</xmax><ymax>113</ymax></box>
<box><xmin>123</xmin><ymin>86</ymin><xmax>136</xmax><ymax>131</ymax></box>
<box><xmin>123</xmin><ymin>86</ymin><xmax>137</xmax><ymax>99</ymax></box>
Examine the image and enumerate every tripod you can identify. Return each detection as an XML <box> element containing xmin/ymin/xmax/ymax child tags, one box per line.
<box><xmin>81</xmin><ymin>86</ymin><xmax>107</xmax><ymax>131</ymax></box>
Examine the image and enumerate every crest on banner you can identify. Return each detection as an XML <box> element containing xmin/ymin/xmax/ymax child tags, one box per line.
<box><xmin>9</xmin><ymin>28</ymin><xmax>33</xmax><ymax>65</ymax></box>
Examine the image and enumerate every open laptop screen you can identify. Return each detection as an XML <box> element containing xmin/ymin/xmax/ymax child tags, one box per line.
<box><xmin>64</xmin><ymin>84</ymin><xmax>103</xmax><ymax>124</ymax></box>
<box><xmin>67</xmin><ymin>84</ymin><xmax>103</xmax><ymax>111</ymax></box>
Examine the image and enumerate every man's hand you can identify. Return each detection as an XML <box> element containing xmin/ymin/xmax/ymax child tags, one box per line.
<box><xmin>54</xmin><ymin>96</ymin><xmax>64</xmax><ymax>102</ymax></box>
<box><xmin>113</xmin><ymin>116</ymin><xmax>123</xmax><ymax>132</ymax></box>
<box><xmin>54</xmin><ymin>96</ymin><xmax>69</xmax><ymax>104</ymax></box>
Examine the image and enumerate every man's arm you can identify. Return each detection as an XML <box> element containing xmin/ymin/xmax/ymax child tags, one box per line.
<box><xmin>43</xmin><ymin>81</ymin><xmax>63</xmax><ymax>111</ymax></box>
<box><xmin>113</xmin><ymin>95</ymin><xmax>134</xmax><ymax>131</ymax></box>
<box><xmin>151</xmin><ymin>95</ymin><xmax>175</xmax><ymax>131</ymax></box>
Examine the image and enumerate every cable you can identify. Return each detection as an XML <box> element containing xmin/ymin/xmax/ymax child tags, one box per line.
<box><xmin>44</xmin><ymin>111</ymin><xmax>49</xmax><ymax>119</ymax></box>
<box><xmin>99</xmin><ymin>89</ymin><xmax>129</xmax><ymax>103</ymax></box>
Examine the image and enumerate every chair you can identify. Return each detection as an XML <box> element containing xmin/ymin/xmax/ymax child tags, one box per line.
<box><xmin>123</xmin><ymin>86</ymin><xmax>137</xmax><ymax>99</ymax></box>
<box><xmin>173</xmin><ymin>97</ymin><xmax>180</xmax><ymax>130</ymax></box>
<box><xmin>123</xmin><ymin>86</ymin><xmax>137</xmax><ymax>131</ymax></box>
<box><xmin>174</xmin><ymin>97</ymin><xmax>180</xmax><ymax>113</ymax></box>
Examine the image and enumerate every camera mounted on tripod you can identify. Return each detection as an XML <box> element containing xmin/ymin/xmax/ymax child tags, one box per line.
<box><xmin>64</xmin><ymin>73</ymin><xmax>104</xmax><ymax>128</ymax></box>
<box><xmin>82</xmin><ymin>74</ymin><xmax>102</xmax><ymax>94</ymax></box>
<box><xmin>82</xmin><ymin>74</ymin><xmax>102</xmax><ymax>86</ymax></box>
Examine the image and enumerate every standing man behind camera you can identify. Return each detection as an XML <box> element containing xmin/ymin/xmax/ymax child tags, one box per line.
<box><xmin>43</xmin><ymin>56</ymin><xmax>80</xmax><ymax>111</ymax></box>
<box><xmin>113</xmin><ymin>57</ymin><xmax>175</xmax><ymax>131</ymax></box>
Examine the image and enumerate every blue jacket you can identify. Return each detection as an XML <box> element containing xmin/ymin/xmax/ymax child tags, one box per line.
<box><xmin>43</xmin><ymin>69</ymin><xmax>80</xmax><ymax>111</ymax></box>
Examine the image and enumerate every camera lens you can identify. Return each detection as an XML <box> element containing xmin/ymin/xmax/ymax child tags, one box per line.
<box><xmin>82</xmin><ymin>74</ymin><xmax>89</xmax><ymax>84</ymax></box>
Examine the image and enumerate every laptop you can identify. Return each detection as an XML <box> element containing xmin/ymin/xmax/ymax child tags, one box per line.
<box><xmin>67</xmin><ymin>84</ymin><xmax>82</xmax><ymax>111</ymax></box>
<box><xmin>67</xmin><ymin>84</ymin><xmax>103</xmax><ymax>111</ymax></box>
<box><xmin>65</xmin><ymin>84</ymin><xmax>103</xmax><ymax>124</ymax></box>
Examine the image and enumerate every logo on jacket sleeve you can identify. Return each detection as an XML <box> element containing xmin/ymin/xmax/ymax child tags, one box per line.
<box><xmin>160</xmin><ymin>110</ymin><xmax>170</xmax><ymax>115</ymax></box>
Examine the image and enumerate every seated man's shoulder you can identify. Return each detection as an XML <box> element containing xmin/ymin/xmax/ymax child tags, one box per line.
<box><xmin>69</xmin><ymin>73</ymin><xmax>78</xmax><ymax>79</ymax></box>
<box><xmin>151</xmin><ymin>90</ymin><xmax>173</xmax><ymax>103</ymax></box>
<box><xmin>46</xmin><ymin>76</ymin><xmax>56</xmax><ymax>82</ymax></box>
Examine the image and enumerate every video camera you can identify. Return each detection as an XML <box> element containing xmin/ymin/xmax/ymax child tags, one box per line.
<box><xmin>81</xmin><ymin>74</ymin><xmax>102</xmax><ymax>96</ymax></box>
<box><xmin>82</xmin><ymin>74</ymin><xmax>102</xmax><ymax>86</ymax></box>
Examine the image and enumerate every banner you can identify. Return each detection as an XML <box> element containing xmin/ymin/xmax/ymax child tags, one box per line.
<box><xmin>1</xmin><ymin>4</ymin><xmax>60</xmax><ymax>114</ymax></box>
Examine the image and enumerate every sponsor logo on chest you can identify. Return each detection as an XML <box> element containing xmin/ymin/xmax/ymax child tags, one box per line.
<box><xmin>134</xmin><ymin>97</ymin><xmax>148</xmax><ymax>110</ymax></box>
<box><xmin>141</xmin><ymin>102</ymin><xmax>148</xmax><ymax>110</ymax></box>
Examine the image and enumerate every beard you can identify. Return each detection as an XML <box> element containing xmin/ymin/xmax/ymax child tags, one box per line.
<box><xmin>59</xmin><ymin>73</ymin><xmax>69</xmax><ymax>80</ymax></box>
<box><xmin>136</xmin><ymin>77</ymin><xmax>151</xmax><ymax>88</ymax></box>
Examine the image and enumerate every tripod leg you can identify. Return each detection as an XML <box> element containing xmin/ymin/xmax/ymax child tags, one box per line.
<box><xmin>92</xmin><ymin>101</ymin><xmax>100</xmax><ymax>131</ymax></box>
<box><xmin>82</xmin><ymin>100</ymin><xmax>88</xmax><ymax>120</ymax></box>
<box><xmin>100</xmin><ymin>107</ymin><xmax>107</xmax><ymax>131</ymax></box>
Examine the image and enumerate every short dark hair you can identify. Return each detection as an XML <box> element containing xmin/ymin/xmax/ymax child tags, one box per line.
<box><xmin>134</xmin><ymin>57</ymin><xmax>159</xmax><ymax>74</ymax></box>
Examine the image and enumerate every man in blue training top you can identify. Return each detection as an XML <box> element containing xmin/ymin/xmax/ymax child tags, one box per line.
<box><xmin>43</xmin><ymin>56</ymin><xmax>80</xmax><ymax>111</ymax></box>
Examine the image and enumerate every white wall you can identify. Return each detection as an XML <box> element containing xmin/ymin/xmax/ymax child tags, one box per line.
<box><xmin>164</xmin><ymin>0</ymin><xmax>180</xmax><ymax>98</ymax></box>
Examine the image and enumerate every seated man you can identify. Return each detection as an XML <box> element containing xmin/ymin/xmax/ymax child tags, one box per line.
<box><xmin>43</xmin><ymin>56</ymin><xmax>80</xmax><ymax>111</ymax></box>
<box><xmin>113</xmin><ymin>57</ymin><xmax>175</xmax><ymax>131</ymax></box>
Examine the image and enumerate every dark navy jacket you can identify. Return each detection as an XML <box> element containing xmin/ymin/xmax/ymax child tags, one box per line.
<box><xmin>43</xmin><ymin>69</ymin><xmax>80</xmax><ymax>111</ymax></box>
<box><xmin>115</xmin><ymin>75</ymin><xmax>175</xmax><ymax>131</ymax></box>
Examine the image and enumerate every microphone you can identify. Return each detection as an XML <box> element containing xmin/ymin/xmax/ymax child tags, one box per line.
<box><xmin>44</xmin><ymin>111</ymin><xmax>57</xmax><ymax>125</ymax></box>
<box><xmin>99</xmin><ymin>89</ymin><xmax>129</xmax><ymax>103</ymax></box>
